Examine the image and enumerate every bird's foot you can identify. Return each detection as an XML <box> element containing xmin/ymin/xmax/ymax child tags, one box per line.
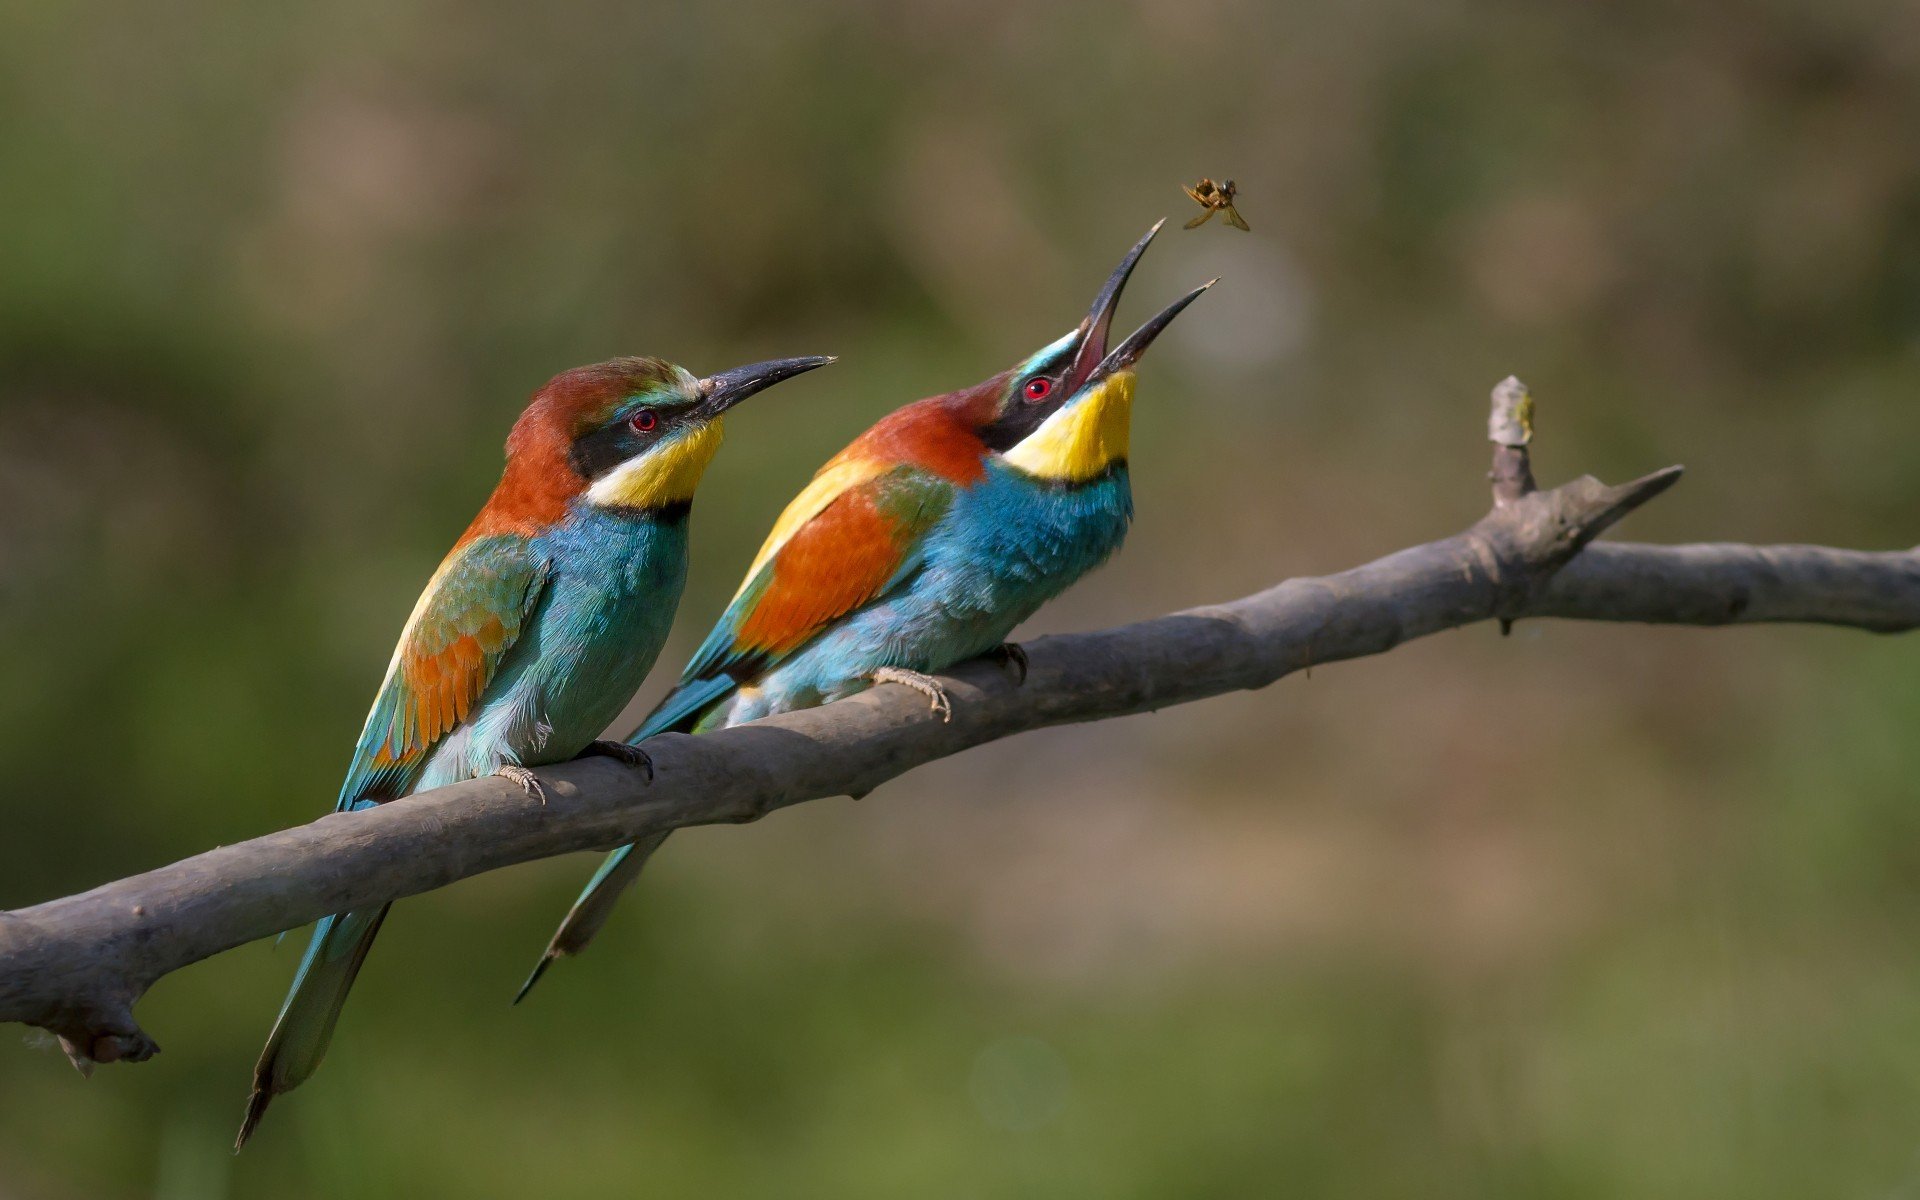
<box><xmin>495</xmin><ymin>764</ymin><xmax>548</xmax><ymax>805</ymax></box>
<box><xmin>581</xmin><ymin>739</ymin><xmax>655</xmax><ymax>783</ymax></box>
<box><xmin>873</xmin><ymin>667</ymin><xmax>952</xmax><ymax>722</ymax></box>
<box><xmin>985</xmin><ymin>642</ymin><xmax>1028</xmax><ymax>685</ymax></box>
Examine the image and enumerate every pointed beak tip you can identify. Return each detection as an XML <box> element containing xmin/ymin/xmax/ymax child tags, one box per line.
<box><xmin>700</xmin><ymin>354</ymin><xmax>836</xmax><ymax>412</ymax></box>
<box><xmin>1072</xmin><ymin>224</ymin><xmax>1170</xmax><ymax>378</ymax></box>
<box><xmin>1091</xmin><ymin>279</ymin><xmax>1214</xmax><ymax>377</ymax></box>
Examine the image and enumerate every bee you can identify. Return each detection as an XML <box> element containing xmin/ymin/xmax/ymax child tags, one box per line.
<box><xmin>1182</xmin><ymin>177</ymin><xmax>1250</xmax><ymax>231</ymax></box>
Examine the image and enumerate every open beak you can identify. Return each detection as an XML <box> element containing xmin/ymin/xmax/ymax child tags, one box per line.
<box><xmin>1065</xmin><ymin>220</ymin><xmax>1165</xmax><ymax>390</ymax></box>
<box><xmin>696</xmin><ymin>355</ymin><xmax>836</xmax><ymax>417</ymax></box>
<box><xmin>1088</xmin><ymin>278</ymin><xmax>1217</xmax><ymax>380</ymax></box>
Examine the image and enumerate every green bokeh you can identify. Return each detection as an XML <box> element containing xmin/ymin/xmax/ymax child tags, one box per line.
<box><xmin>4</xmin><ymin>1</ymin><xmax>1920</xmax><ymax>1195</ymax></box>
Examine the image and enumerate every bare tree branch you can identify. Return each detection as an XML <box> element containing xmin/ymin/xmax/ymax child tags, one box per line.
<box><xmin>3</xmin><ymin>378</ymin><xmax>1915</xmax><ymax>1069</ymax></box>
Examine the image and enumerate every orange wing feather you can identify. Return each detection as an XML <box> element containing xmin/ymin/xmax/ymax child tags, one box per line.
<box><xmin>679</xmin><ymin>391</ymin><xmax>991</xmax><ymax>685</ymax></box>
<box><xmin>682</xmin><ymin>464</ymin><xmax>957</xmax><ymax>683</ymax></box>
<box><xmin>734</xmin><ymin>484</ymin><xmax>920</xmax><ymax>658</ymax></box>
<box><xmin>344</xmin><ymin>536</ymin><xmax>551</xmax><ymax>804</ymax></box>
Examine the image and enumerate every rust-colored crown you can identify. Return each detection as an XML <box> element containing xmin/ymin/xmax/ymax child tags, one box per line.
<box><xmin>459</xmin><ymin>358</ymin><xmax>680</xmax><ymax>545</ymax></box>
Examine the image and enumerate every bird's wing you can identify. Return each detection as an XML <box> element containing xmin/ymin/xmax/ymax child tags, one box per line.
<box><xmin>676</xmin><ymin>462</ymin><xmax>957</xmax><ymax>693</ymax></box>
<box><xmin>541</xmin><ymin>465</ymin><xmax>955</xmax><ymax>1007</ymax></box>
<box><xmin>338</xmin><ymin>533</ymin><xmax>552</xmax><ymax>807</ymax></box>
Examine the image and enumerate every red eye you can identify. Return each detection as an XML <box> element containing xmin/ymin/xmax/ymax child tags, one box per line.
<box><xmin>629</xmin><ymin>408</ymin><xmax>658</xmax><ymax>432</ymax></box>
<box><xmin>1023</xmin><ymin>377</ymin><xmax>1052</xmax><ymax>402</ymax></box>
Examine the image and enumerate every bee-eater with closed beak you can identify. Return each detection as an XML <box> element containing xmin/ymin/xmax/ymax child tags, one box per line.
<box><xmin>517</xmin><ymin>224</ymin><xmax>1211</xmax><ymax>1000</ymax></box>
<box><xmin>236</xmin><ymin>353</ymin><xmax>832</xmax><ymax>1149</ymax></box>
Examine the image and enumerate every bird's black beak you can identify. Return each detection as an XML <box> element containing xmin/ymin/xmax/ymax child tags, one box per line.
<box><xmin>696</xmin><ymin>355</ymin><xmax>836</xmax><ymax>417</ymax></box>
<box><xmin>1089</xmin><ymin>278</ymin><xmax>1217</xmax><ymax>380</ymax></box>
<box><xmin>1065</xmin><ymin>220</ymin><xmax>1165</xmax><ymax>390</ymax></box>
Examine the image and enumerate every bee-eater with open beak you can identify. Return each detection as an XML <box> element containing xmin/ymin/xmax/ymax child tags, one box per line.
<box><xmin>517</xmin><ymin>224</ymin><xmax>1211</xmax><ymax>1000</ymax></box>
<box><xmin>236</xmin><ymin>353</ymin><xmax>832</xmax><ymax>1149</ymax></box>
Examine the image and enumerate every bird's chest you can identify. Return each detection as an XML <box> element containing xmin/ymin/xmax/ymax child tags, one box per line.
<box><xmin>416</xmin><ymin>514</ymin><xmax>687</xmax><ymax>787</ymax></box>
<box><xmin>537</xmin><ymin>514</ymin><xmax>687</xmax><ymax>661</ymax></box>
<box><xmin>934</xmin><ymin>465</ymin><xmax>1134</xmax><ymax>610</ymax></box>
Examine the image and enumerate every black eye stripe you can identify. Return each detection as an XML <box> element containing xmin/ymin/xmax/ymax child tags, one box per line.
<box><xmin>570</xmin><ymin>409</ymin><xmax>673</xmax><ymax>480</ymax></box>
<box><xmin>982</xmin><ymin>375</ymin><xmax>1070</xmax><ymax>451</ymax></box>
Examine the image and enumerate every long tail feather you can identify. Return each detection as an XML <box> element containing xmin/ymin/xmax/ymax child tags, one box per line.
<box><xmin>628</xmin><ymin>675</ymin><xmax>736</xmax><ymax>745</ymax></box>
<box><xmin>514</xmin><ymin>833</ymin><xmax>668</xmax><ymax>1004</ymax></box>
<box><xmin>235</xmin><ymin>904</ymin><xmax>391</xmax><ymax>1151</ymax></box>
<box><xmin>514</xmin><ymin>676</ymin><xmax>737</xmax><ymax>1004</ymax></box>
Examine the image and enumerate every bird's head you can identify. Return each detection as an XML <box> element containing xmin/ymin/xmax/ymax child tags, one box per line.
<box><xmin>970</xmin><ymin>221</ymin><xmax>1214</xmax><ymax>484</ymax></box>
<box><xmin>499</xmin><ymin>354</ymin><xmax>833</xmax><ymax>521</ymax></box>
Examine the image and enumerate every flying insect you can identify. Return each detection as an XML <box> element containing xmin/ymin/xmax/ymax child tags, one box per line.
<box><xmin>1183</xmin><ymin>177</ymin><xmax>1249</xmax><ymax>231</ymax></box>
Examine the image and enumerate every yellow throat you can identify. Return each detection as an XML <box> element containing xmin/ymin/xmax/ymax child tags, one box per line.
<box><xmin>1002</xmin><ymin>370</ymin><xmax>1134</xmax><ymax>484</ymax></box>
<box><xmin>586</xmin><ymin>419</ymin><xmax>726</xmax><ymax>510</ymax></box>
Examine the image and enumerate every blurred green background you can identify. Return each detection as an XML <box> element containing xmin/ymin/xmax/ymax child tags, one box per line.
<box><xmin>4</xmin><ymin>0</ymin><xmax>1920</xmax><ymax>1195</ymax></box>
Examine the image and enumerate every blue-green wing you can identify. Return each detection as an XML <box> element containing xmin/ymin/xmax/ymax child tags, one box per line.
<box><xmin>338</xmin><ymin>534</ymin><xmax>552</xmax><ymax>807</ymax></box>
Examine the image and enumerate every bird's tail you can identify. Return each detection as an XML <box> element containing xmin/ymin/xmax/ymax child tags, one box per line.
<box><xmin>631</xmin><ymin>675</ymin><xmax>736</xmax><ymax>746</ymax></box>
<box><xmin>513</xmin><ymin>833</ymin><xmax>669</xmax><ymax>1004</ymax></box>
<box><xmin>513</xmin><ymin>676</ymin><xmax>737</xmax><ymax>1004</ymax></box>
<box><xmin>236</xmin><ymin>904</ymin><xmax>391</xmax><ymax>1151</ymax></box>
